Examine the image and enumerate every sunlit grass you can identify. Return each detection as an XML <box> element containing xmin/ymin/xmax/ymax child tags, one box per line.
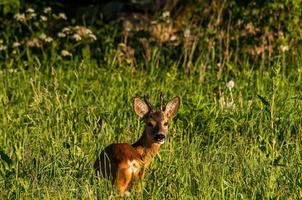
<box><xmin>0</xmin><ymin>56</ymin><xmax>301</xmax><ymax>199</ymax></box>
<box><xmin>0</xmin><ymin>6</ymin><xmax>302</xmax><ymax>200</ymax></box>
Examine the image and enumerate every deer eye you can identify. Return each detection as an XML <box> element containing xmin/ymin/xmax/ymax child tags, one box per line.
<box><xmin>164</xmin><ymin>122</ymin><xmax>168</xmax><ymax>126</ymax></box>
<box><xmin>147</xmin><ymin>122</ymin><xmax>153</xmax><ymax>127</ymax></box>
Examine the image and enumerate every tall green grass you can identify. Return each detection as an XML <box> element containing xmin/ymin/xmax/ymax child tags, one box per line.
<box><xmin>0</xmin><ymin>54</ymin><xmax>301</xmax><ymax>199</ymax></box>
<box><xmin>0</xmin><ymin>6</ymin><xmax>302</xmax><ymax>199</ymax></box>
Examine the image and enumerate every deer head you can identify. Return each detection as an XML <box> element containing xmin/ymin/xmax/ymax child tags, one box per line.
<box><xmin>133</xmin><ymin>93</ymin><xmax>180</xmax><ymax>145</ymax></box>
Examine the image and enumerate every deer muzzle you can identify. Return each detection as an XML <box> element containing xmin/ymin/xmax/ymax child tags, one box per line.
<box><xmin>154</xmin><ymin>133</ymin><xmax>165</xmax><ymax>144</ymax></box>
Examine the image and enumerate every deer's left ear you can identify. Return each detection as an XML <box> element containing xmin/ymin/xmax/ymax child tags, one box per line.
<box><xmin>133</xmin><ymin>97</ymin><xmax>151</xmax><ymax>118</ymax></box>
<box><xmin>164</xmin><ymin>96</ymin><xmax>180</xmax><ymax>119</ymax></box>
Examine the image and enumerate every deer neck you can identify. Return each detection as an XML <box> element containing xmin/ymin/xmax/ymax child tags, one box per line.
<box><xmin>132</xmin><ymin>130</ymin><xmax>161</xmax><ymax>160</ymax></box>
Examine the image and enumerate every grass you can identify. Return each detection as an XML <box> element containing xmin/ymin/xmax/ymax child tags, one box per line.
<box><xmin>0</xmin><ymin>8</ymin><xmax>302</xmax><ymax>200</ymax></box>
<box><xmin>0</xmin><ymin>56</ymin><xmax>301</xmax><ymax>199</ymax></box>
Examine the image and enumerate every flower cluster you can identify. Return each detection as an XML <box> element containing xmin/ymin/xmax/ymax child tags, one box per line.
<box><xmin>57</xmin><ymin>26</ymin><xmax>97</xmax><ymax>42</ymax></box>
<box><xmin>1</xmin><ymin>6</ymin><xmax>97</xmax><ymax>62</ymax></box>
<box><xmin>219</xmin><ymin>80</ymin><xmax>236</xmax><ymax>109</ymax></box>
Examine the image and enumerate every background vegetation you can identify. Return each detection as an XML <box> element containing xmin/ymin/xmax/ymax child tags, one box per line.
<box><xmin>0</xmin><ymin>0</ymin><xmax>301</xmax><ymax>199</ymax></box>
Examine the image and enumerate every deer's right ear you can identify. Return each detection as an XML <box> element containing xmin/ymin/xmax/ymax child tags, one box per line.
<box><xmin>164</xmin><ymin>96</ymin><xmax>180</xmax><ymax>119</ymax></box>
<box><xmin>133</xmin><ymin>97</ymin><xmax>151</xmax><ymax>118</ymax></box>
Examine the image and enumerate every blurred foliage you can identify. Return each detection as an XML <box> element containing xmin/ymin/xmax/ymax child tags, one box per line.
<box><xmin>128</xmin><ymin>0</ymin><xmax>302</xmax><ymax>72</ymax></box>
<box><xmin>0</xmin><ymin>0</ymin><xmax>302</xmax><ymax>71</ymax></box>
<box><xmin>184</xmin><ymin>0</ymin><xmax>302</xmax><ymax>64</ymax></box>
<box><xmin>0</xmin><ymin>6</ymin><xmax>97</xmax><ymax>68</ymax></box>
<box><xmin>0</xmin><ymin>0</ymin><xmax>20</xmax><ymax>15</ymax></box>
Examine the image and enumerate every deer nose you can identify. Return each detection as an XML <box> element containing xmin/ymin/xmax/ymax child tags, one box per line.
<box><xmin>154</xmin><ymin>133</ymin><xmax>165</xmax><ymax>141</ymax></box>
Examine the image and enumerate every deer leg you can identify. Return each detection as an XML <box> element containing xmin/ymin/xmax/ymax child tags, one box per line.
<box><xmin>115</xmin><ymin>167</ymin><xmax>132</xmax><ymax>196</ymax></box>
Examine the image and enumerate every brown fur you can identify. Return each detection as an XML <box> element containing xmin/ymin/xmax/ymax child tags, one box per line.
<box><xmin>94</xmin><ymin>95</ymin><xmax>180</xmax><ymax>195</ymax></box>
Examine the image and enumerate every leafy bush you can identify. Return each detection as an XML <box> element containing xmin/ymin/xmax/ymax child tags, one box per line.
<box><xmin>1</xmin><ymin>0</ymin><xmax>302</xmax><ymax>71</ymax></box>
<box><xmin>0</xmin><ymin>6</ymin><xmax>97</xmax><ymax>68</ymax></box>
<box><xmin>109</xmin><ymin>0</ymin><xmax>302</xmax><ymax>72</ymax></box>
<box><xmin>188</xmin><ymin>0</ymin><xmax>302</xmax><ymax>62</ymax></box>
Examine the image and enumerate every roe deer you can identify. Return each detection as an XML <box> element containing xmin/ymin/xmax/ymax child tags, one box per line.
<box><xmin>94</xmin><ymin>93</ymin><xmax>180</xmax><ymax>196</ymax></box>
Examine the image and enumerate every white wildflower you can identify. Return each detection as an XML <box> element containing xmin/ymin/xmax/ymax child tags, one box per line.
<box><xmin>225</xmin><ymin>101</ymin><xmax>235</xmax><ymax>109</ymax></box>
<box><xmin>76</xmin><ymin>26</ymin><xmax>92</xmax><ymax>36</ymax></box>
<box><xmin>0</xmin><ymin>45</ymin><xmax>7</xmax><ymax>51</ymax></box>
<box><xmin>170</xmin><ymin>35</ymin><xmax>177</xmax><ymax>41</ymax></box>
<box><xmin>9</xmin><ymin>69</ymin><xmax>17</xmax><ymax>73</ymax></box>
<box><xmin>184</xmin><ymin>28</ymin><xmax>190</xmax><ymax>38</ymax></box>
<box><xmin>44</xmin><ymin>7</ymin><xmax>52</xmax><ymax>14</ymax></box>
<box><xmin>13</xmin><ymin>41</ymin><xmax>22</xmax><ymax>48</ymax></box>
<box><xmin>58</xmin><ymin>13</ymin><xmax>67</xmax><ymax>20</ymax></box>
<box><xmin>151</xmin><ymin>20</ymin><xmax>157</xmax><ymax>25</ymax></box>
<box><xmin>26</xmin><ymin>8</ymin><xmax>35</xmax><ymax>13</ymax></box>
<box><xmin>44</xmin><ymin>37</ymin><xmax>53</xmax><ymax>43</ymax></box>
<box><xmin>39</xmin><ymin>34</ymin><xmax>53</xmax><ymax>43</ymax></box>
<box><xmin>61</xmin><ymin>50</ymin><xmax>72</xmax><ymax>57</ymax></box>
<box><xmin>14</xmin><ymin>13</ymin><xmax>26</xmax><ymax>22</ymax></box>
<box><xmin>39</xmin><ymin>33</ymin><xmax>47</xmax><ymax>40</ymax></box>
<box><xmin>62</xmin><ymin>27</ymin><xmax>71</xmax><ymax>33</ymax></box>
<box><xmin>280</xmin><ymin>45</ymin><xmax>289</xmax><ymax>52</ymax></box>
<box><xmin>28</xmin><ymin>13</ymin><xmax>37</xmax><ymax>19</ymax></box>
<box><xmin>89</xmin><ymin>33</ymin><xmax>97</xmax><ymax>41</ymax></box>
<box><xmin>226</xmin><ymin>80</ymin><xmax>235</xmax><ymax>90</ymax></box>
<box><xmin>72</xmin><ymin>34</ymin><xmax>82</xmax><ymax>41</ymax></box>
<box><xmin>57</xmin><ymin>32</ymin><xmax>66</xmax><ymax>38</ymax></box>
<box><xmin>162</xmin><ymin>11</ymin><xmax>170</xmax><ymax>18</ymax></box>
<box><xmin>27</xmin><ymin>38</ymin><xmax>41</xmax><ymax>48</ymax></box>
<box><xmin>40</xmin><ymin>15</ymin><xmax>47</xmax><ymax>21</ymax></box>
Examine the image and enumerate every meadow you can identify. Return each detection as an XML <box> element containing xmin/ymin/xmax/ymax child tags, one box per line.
<box><xmin>0</xmin><ymin>4</ymin><xmax>302</xmax><ymax>199</ymax></box>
